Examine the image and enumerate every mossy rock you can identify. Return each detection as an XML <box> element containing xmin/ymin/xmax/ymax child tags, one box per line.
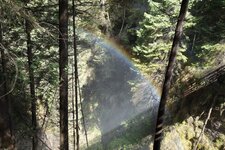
<box><xmin>162</xmin><ymin>117</ymin><xmax>219</xmax><ymax>150</ymax></box>
<box><xmin>215</xmin><ymin>134</ymin><xmax>225</xmax><ymax>150</ymax></box>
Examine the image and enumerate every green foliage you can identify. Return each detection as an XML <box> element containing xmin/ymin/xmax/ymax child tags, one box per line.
<box><xmin>109</xmin><ymin>0</ymin><xmax>149</xmax><ymax>45</ymax></box>
<box><xmin>1</xmin><ymin>0</ymin><xmax>225</xmax><ymax>149</ymax></box>
<box><xmin>186</xmin><ymin>0</ymin><xmax>225</xmax><ymax>67</ymax></box>
<box><xmin>133</xmin><ymin>0</ymin><xmax>188</xmax><ymax>80</ymax></box>
<box><xmin>1</xmin><ymin>0</ymin><xmax>59</xmax><ymax>142</ymax></box>
<box><xmin>108</xmin><ymin>137</ymin><xmax>131</xmax><ymax>149</ymax></box>
<box><xmin>215</xmin><ymin>134</ymin><xmax>225</xmax><ymax>149</ymax></box>
<box><xmin>106</xmin><ymin>110</ymin><xmax>153</xmax><ymax>149</ymax></box>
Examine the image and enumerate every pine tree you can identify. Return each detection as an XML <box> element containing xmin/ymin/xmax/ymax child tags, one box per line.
<box><xmin>25</xmin><ymin>19</ymin><xmax>37</xmax><ymax>150</ymax></box>
<box><xmin>0</xmin><ymin>15</ymin><xmax>15</xmax><ymax>150</ymax></box>
<box><xmin>133</xmin><ymin>0</ymin><xmax>188</xmax><ymax>82</ymax></box>
<box><xmin>186</xmin><ymin>0</ymin><xmax>225</xmax><ymax>67</ymax></box>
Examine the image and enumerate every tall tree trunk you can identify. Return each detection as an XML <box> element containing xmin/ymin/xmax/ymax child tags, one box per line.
<box><xmin>71</xmin><ymin>51</ymin><xmax>76</xmax><ymax>150</ymax></box>
<box><xmin>0</xmin><ymin>16</ymin><xmax>15</xmax><ymax>150</ymax></box>
<box><xmin>59</xmin><ymin>0</ymin><xmax>69</xmax><ymax>149</ymax></box>
<box><xmin>25</xmin><ymin>20</ymin><xmax>37</xmax><ymax>150</ymax></box>
<box><xmin>153</xmin><ymin>0</ymin><xmax>189</xmax><ymax>150</ymax></box>
<box><xmin>72</xmin><ymin>0</ymin><xmax>79</xmax><ymax>149</ymax></box>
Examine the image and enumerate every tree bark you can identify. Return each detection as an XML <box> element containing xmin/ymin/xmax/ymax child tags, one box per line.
<box><xmin>0</xmin><ymin>16</ymin><xmax>15</xmax><ymax>150</ymax></box>
<box><xmin>59</xmin><ymin>0</ymin><xmax>69</xmax><ymax>149</ymax></box>
<box><xmin>71</xmin><ymin>48</ymin><xmax>76</xmax><ymax>150</ymax></box>
<box><xmin>25</xmin><ymin>19</ymin><xmax>37</xmax><ymax>150</ymax></box>
<box><xmin>153</xmin><ymin>0</ymin><xmax>189</xmax><ymax>150</ymax></box>
<box><xmin>72</xmin><ymin>0</ymin><xmax>79</xmax><ymax>149</ymax></box>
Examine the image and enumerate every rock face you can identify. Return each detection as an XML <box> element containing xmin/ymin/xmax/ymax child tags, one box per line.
<box><xmin>161</xmin><ymin>117</ymin><xmax>224</xmax><ymax>150</ymax></box>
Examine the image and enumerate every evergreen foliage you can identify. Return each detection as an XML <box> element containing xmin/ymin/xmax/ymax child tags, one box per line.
<box><xmin>186</xmin><ymin>0</ymin><xmax>225</xmax><ymax>67</ymax></box>
<box><xmin>133</xmin><ymin>0</ymin><xmax>188</xmax><ymax>82</ymax></box>
<box><xmin>0</xmin><ymin>0</ymin><xmax>225</xmax><ymax>149</ymax></box>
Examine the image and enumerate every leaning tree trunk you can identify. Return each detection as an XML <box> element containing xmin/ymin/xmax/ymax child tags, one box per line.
<box><xmin>153</xmin><ymin>0</ymin><xmax>189</xmax><ymax>150</ymax></box>
<box><xmin>25</xmin><ymin>19</ymin><xmax>37</xmax><ymax>150</ymax></box>
<box><xmin>0</xmin><ymin>16</ymin><xmax>15</xmax><ymax>150</ymax></box>
<box><xmin>59</xmin><ymin>0</ymin><xmax>69</xmax><ymax>149</ymax></box>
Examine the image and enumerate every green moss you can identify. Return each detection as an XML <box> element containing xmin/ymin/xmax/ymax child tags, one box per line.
<box><xmin>86</xmin><ymin>142</ymin><xmax>103</xmax><ymax>150</ymax></box>
<box><xmin>108</xmin><ymin>137</ymin><xmax>131</xmax><ymax>149</ymax></box>
<box><xmin>162</xmin><ymin>117</ymin><xmax>220</xmax><ymax>150</ymax></box>
<box><xmin>215</xmin><ymin>134</ymin><xmax>225</xmax><ymax>149</ymax></box>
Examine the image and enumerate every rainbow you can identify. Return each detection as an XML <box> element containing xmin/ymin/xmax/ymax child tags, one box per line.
<box><xmin>77</xmin><ymin>28</ymin><xmax>161</xmax><ymax>97</ymax></box>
